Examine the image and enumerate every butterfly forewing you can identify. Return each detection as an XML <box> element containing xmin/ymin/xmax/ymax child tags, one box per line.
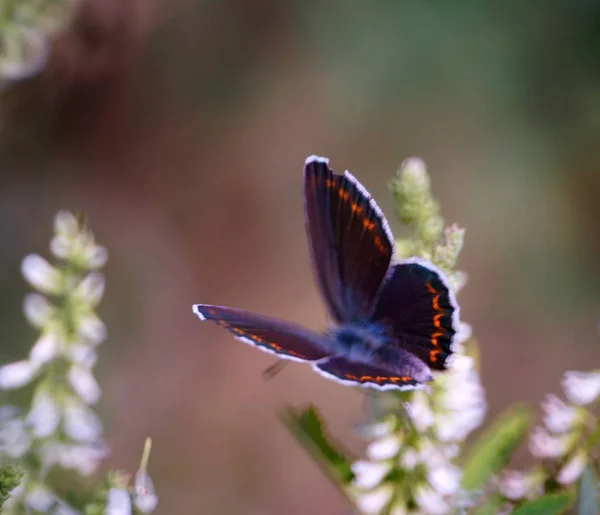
<box><xmin>372</xmin><ymin>258</ymin><xmax>459</xmax><ymax>370</ymax></box>
<box><xmin>192</xmin><ymin>304</ymin><xmax>333</xmax><ymax>362</ymax></box>
<box><xmin>304</xmin><ymin>156</ymin><xmax>394</xmax><ymax>322</ymax></box>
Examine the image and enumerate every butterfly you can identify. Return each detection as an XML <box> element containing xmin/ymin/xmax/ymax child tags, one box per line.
<box><xmin>192</xmin><ymin>155</ymin><xmax>459</xmax><ymax>390</ymax></box>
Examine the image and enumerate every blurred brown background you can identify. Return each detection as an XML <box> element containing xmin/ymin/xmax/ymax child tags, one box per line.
<box><xmin>1</xmin><ymin>1</ymin><xmax>599</xmax><ymax>513</ymax></box>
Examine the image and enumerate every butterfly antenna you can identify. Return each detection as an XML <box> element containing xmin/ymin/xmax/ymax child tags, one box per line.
<box><xmin>262</xmin><ymin>360</ymin><xmax>288</xmax><ymax>381</ymax></box>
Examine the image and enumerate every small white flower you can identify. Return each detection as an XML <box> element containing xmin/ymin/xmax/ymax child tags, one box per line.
<box><xmin>50</xmin><ymin>235</ymin><xmax>72</xmax><ymax>259</ymax></box>
<box><xmin>456</xmin><ymin>322</ymin><xmax>473</xmax><ymax>344</ymax></box>
<box><xmin>562</xmin><ymin>370</ymin><xmax>600</xmax><ymax>406</ymax></box>
<box><xmin>41</xmin><ymin>442</ymin><xmax>108</xmax><ymax>476</ymax></box>
<box><xmin>399</xmin><ymin>449</ymin><xmax>419</xmax><ymax>470</ymax></box>
<box><xmin>29</xmin><ymin>331</ymin><xmax>61</xmax><ymax>365</ymax></box>
<box><xmin>73</xmin><ymin>272</ymin><xmax>105</xmax><ymax>307</ymax></box>
<box><xmin>351</xmin><ymin>460</ymin><xmax>392</xmax><ymax>489</ymax></box>
<box><xmin>414</xmin><ymin>484</ymin><xmax>450</xmax><ymax>514</ymax></box>
<box><xmin>21</xmin><ymin>254</ymin><xmax>63</xmax><ymax>295</ymax></box>
<box><xmin>68</xmin><ymin>365</ymin><xmax>101</xmax><ymax>404</ymax></box>
<box><xmin>541</xmin><ymin>394</ymin><xmax>578</xmax><ymax>433</ymax></box>
<box><xmin>66</xmin><ymin>343</ymin><xmax>97</xmax><ymax>368</ymax></box>
<box><xmin>355</xmin><ymin>484</ymin><xmax>393</xmax><ymax>514</ymax></box>
<box><xmin>428</xmin><ymin>464</ymin><xmax>461</xmax><ymax>496</ymax></box>
<box><xmin>106</xmin><ymin>488</ymin><xmax>132</xmax><ymax>515</ymax></box>
<box><xmin>25</xmin><ymin>484</ymin><xmax>55</xmax><ymax>512</ymax></box>
<box><xmin>0</xmin><ymin>417</ymin><xmax>31</xmax><ymax>457</ymax></box>
<box><xmin>77</xmin><ymin>312</ymin><xmax>107</xmax><ymax>344</ymax></box>
<box><xmin>27</xmin><ymin>390</ymin><xmax>60</xmax><ymax>438</ymax></box>
<box><xmin>0</xmin><ymin>360</ymin><xmax>40</xmax><ymax>389</ymax></box>
<box><xmin>23</xmin><ymin>293</ymin><xmax>56</xmax><ymax>328</ymax></box>
<box><xmin>529</xmin><ymin>426</ymin><xmax>572</xmax><ymax>459</ymax></box>
<box><xmin>557</xmin><ymin>450</ymin><xmax>586</xmax><ymax>485</ymax></box>
<box><xmin>133</xmin><ymin>469</ymin><xmax>159</xmax><ymax>513</ymax></box>
<box><xmin>83</xmin><ymin>243</ymin><xmax>108</xmax><ymax>269</ymax></box>
<box><xmin>366</xmin><ymin>434</ymin><xmax>402</xmax><ymax>460</ymax></box>
<box><xmin>63</xmin><ymin>399</ymin><xmax>103</xmax><ymax>442</ymax></box>
<box><xmin>406</xmin><ymin>391</ymin><xmax>434</xmax><ymax>432</ymax></box>
<box><xmin>498</xmin><ymin>470</ymin><xmax>529</xmax><ymax>500</ymax></box>
<box><xmin>54</xmin><ymin>210</ymin><xmax>79</xmax><ymax>237</ymax></box>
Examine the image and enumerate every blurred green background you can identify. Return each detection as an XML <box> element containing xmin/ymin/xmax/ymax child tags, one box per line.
<box><xmin>1</xmin><ymin>1</ymin><xmax>599</xmax><ymax>513</ymax></box>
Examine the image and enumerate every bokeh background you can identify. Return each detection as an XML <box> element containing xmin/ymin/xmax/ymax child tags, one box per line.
<box><xmin>1</xmin><ymin>1</ymin><xmax>599</xmax><ymax>513</ymax></box>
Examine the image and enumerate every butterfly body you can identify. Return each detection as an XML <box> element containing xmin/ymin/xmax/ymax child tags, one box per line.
<box><xmin>327</xmin><ymin>321</ymin><xmax>389</xmax><ymax>362</ymax></box>
<box><xmin>192</xmin><ymin>156</ymin><xmax>459</xmax><ymax>390</ymax></box>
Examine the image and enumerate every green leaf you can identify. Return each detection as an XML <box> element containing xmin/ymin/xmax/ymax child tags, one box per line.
<box><xmin>513</xmin><ymin>493</ymin><xmax>573</xmax><ymax>515</ymax></box>
<box><xmin>460</xmin><ymin>404</ymin><xmax>533</xmax><ymax>491</ymax></box>
<box><xmin>281</xmin><ymin>406</ymin><xmax>354</xmax><ymax>485</ymax></box>
<box><xmin>577</xmin><ymin>466</ymin><xmax>599</xmax><ymax>515</ymax></box>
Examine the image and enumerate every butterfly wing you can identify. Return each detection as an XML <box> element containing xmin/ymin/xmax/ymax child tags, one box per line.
<box><xmin>372</xmin><ymin>258</ymin><xmax>459</xmax><ymax>370</ymax></box>
<box><xmin>192</xmin><ymin>304</ymin><xmax>333</xmax><ymax>362</ymax></box>
<box><xmin>313</xmin><ymin>346</ymin><xmax>431</xmax><ymax>391</ymax></box>
<box><xmin>304</xmin><ymin>156</ymin><xmax>394</xmax><ymax>322</ymax></box>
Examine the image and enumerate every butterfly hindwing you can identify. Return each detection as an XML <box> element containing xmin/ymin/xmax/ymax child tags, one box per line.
<box><xmin>372</xmin><ymin>258</ymin><xmax>459</xmax><ymax>370</ymax></box>
<box><xmin>192</xmin><ymin>304</ymin><xmax>333</xmax><ymax>362</ymax></box>
<box><xmin>313</xmin><ymin>347</ymin><xmax>431</xmax><ymax>391</ymax></box>
<box><xmin>304</xmin><ymin>156</ymin><xmax>394</xmax><ymax>322</ymax></box>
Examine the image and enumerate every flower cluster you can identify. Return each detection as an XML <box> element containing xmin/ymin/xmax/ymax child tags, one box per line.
<box><xmin>347</xmin><ymin>159</ymin><xmax>487</xmax><ymax>514</ymax></box>
<box><xmin>0</xmin><ymin>0</ymin><xmax>77</xmax><ymax>83</ymax></box>
<box><xmin>0</xmin><ymin>211</ymin><xmax>108</xmax><ymax>513</ymax></box>
<box><xmin>498</xmin><ymin>369</ymin><xmax>600</xmax><ymax>502</ymax></box>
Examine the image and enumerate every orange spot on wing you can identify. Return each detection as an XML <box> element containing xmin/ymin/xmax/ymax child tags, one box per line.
<box><xmin>342</xmin><ymin>373</ymin><xmax>414</xmax><ymax>384</ymax></box>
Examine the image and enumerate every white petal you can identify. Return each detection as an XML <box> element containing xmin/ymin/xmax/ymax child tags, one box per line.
<box><xmin>21</xmin><ymin>254</ymin><xmax>63</xmax><ymax>295</ymax></box>
<box><xmin>25</xmin><ymin>485</ymin><xmax>55</xmax><ymax>511</ymax></box>
<box><xmin>73</xmin><ymin>272</ymin><xmax>105</xmax><ymax>307</ymax></box>
<box><xmin>542</xmin><ymin>394</ymin><xmax>577</xmax><ymax>433</ymax></box>
<box><xmin>133</xmin><ymin>469</ymin><xmax>159</xmax><ymax>513</ymax></box>
<box><xmin>351</xmin><ymin>460</ymin><xmax>392</xmax><ymax>489</ymax></box>
<box><xmin>562</xmin><ymin>370</ymin><xmax>600</xmax><ymax>406</ymax></box>
<box><xmin>428</xmin><ymin>464</ymin><xmax>461</xmax><ymax>496</ymax></box>
<box><xmin>355</xmin><ymin>484</ymin><xmax>393</xmax><ymax>514</ymax></box>
<box><xmin>0</xmin><ymin>418</ymin><xmax>31</xmax><ymax>458</ymax></box>
<box><xmin>0</xmin><ymin>360</ymin><xmax>39</xmax><ymax>389</ymax></box>
<box><xmin>557</xmin><ymin>451</ymin><xmax>586</xmax><ymax>485</ymax></box>
<box><xmin>23</xmin><ymin>293</ymin><xmax>56</xmax><ymax>328</ymax></box>
<box><xmin>77</xmin><ymin>312</ymin><xmax>107</xmax><ymax>344</ymax></box>
<box><xmin>50</xmin><ymin>235</ymin><xmax>72</xmax><ymax>259</ymax></box>
<box><xmin>106</xmin><ymin>488</ymin><xmax>132</xmax><ymax>515</ymax></box>
<box><xmin>414</xmin><ymin>485</ymin><xmax>449</xmax><ymax>515</ymax></box>
<box><xmin>366</xmin><ymin>434</ymin><xmax>402</xmax><ymax>460</ymax></box>
<box><xmin>45</xmin><ymin>442</ymin><xmax>108</xmax><ymax>476</ymax></box>
<box><xmin>66</xmin><ymin>343</ymin><xmax>97</xmax><ymax>368</ymax></box>
<box><xmin>54</xmin><ymin>210</ymin><xmax>79</xmax><ymax>237</ymax></box>
<box><xmin>498</xmin><ymin>470</ymin><xmax>529</xmax><ymax>500</ymax></box>
<box><xmin>529</xmin><ymin>427</ymin><xmax>569</xmax><ymax>459</ymax></box>
<box><xmin>27</xmin><ymin>391</ymin><xmax>60</xmax><ymax>438</ymax></box>
<box><xmin>405</xmin><ymin>391</ymin><xmax>434</xmax><ymax>432</ymax></box>
<box><xmin>63</xmin><ymin>400</ymin><xmax>102</xmax><ymax>442</ymax></box>
<box><xmin>83</xmin><ymin>244</ymin><xmax>108</xmax><ymax>269</ymax></box>
<box><xmin>29</xmin><ymin>331</ymin><xmax>61</xmax><ymax>365</ymax></box>
<box><xmin>399</xmin><ymin>449</ymin><xmax>419</xmax><ymax>470</ymax></box>
<box><xmin>68</xmin><ymin>366</ymin><xmax>101</xmax><ymax>404</ymax></box>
